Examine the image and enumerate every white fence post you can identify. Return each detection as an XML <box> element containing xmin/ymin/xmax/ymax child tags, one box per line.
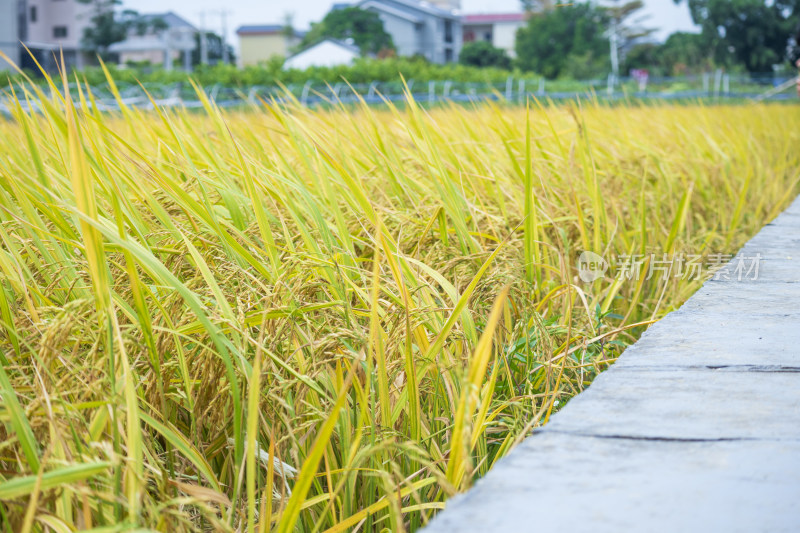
<box><xmin>301</xmin><ymin>81</ymin><xmax>312</xmax><ymax>106</ymax></box>
<box><xmin>713</xmin><ymin>69</ymin><xmax>722</xmax><ymax>99</ymax></box>
<box><xmin>17</xmin><ymin>73</ymin><xmax>758</xmax><ymax>113</ymax></box>
<box><xmin>607</xmin><ymin>73</ymin><xmax>615</xmax><ymax>96</ymax></box>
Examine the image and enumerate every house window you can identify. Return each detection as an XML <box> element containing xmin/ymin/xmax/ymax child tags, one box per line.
<box><xmin>444</xmin><ymin>20</ymin><xmax>453</xmax><ymax>43</ymax></box>
<box><xmin>53</xmin><ymin>26</ymin><xmax>68</xmax><ymax>38</ymax></box>
<box><xmin>30</xmin><ymin>6</ymin><xmax>37</xmax><ymax>22</ymax></box>
<box><xmin>445</xmin><ymin>48</ymin><xmax>453</xmax><ymax>62</ymax></box>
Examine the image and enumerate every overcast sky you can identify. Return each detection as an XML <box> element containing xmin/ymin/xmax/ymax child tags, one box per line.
<box><xmin>121</xmin><ymin>0</ymin><xmax>699</xmax><ymax>50</ymax></box>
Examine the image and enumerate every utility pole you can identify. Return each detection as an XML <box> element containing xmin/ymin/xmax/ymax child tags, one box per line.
<box><xmin>199</xmin><ymin>11</ymin><xmax>208</xmax><ymax>65</ymax></box>
<box><xmin>609</xmin><ymin>17</ymin><xmax>619</xmax><ymax>77</ymax></box>
<box><xmin>608</xmin><ymin>0</ymin><xmax>620</xmax><ymax>78</ymax></box>
<box><xmin>213</xmin><ymin>10</ymin><xmax>232</xmax><ymax>65</ymax></box>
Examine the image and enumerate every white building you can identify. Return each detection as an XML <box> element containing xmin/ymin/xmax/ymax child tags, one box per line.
<box><xmin>237</xmin><ymin>25</ymin><xmax>305</xmax><ymax>67</ymax></box>
<box><xmin>356</xmin><ymin>0</ymin><xmax>461</xmax><ymax>64</ymax></box>
<box><xmin>428</xmin><ymin>0</ymin><xmax>459</xmax><ymax>7</ymax></box>
<box><xmin>1</xmin><ymin>0</ymin><xmax>98</xmax><ymax>71</ymax></box>
<box><xmin>109</xmin><ymin>12</ymin><xmax>196</xmax><ymax>71</ymax></box>
<box><xmin>462</xmin><ymin>13</ymin><xmax>527</xmax><ymax>58</ymax></box>
<box><xmin>0</xmin><ymin>0</ymin><xmax>20</xmax><ymax>71</ymax></box>
<box><xmin>284</xmin><ymin>39</ymin><xmax>360</xmax><ymax>69</ymax></box>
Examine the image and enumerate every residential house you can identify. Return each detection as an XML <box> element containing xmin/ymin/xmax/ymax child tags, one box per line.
<box><xmin>428</xmin><ymin>0</ymin><xmax>459</xmax><ymax>8</ymax></box>
<box><xmin>462</xmin><ymin>13</ymin><xmax>527</xmax><ymax>58</ymax></box>
<box><xmin>237</xmin><ymin>25</ymin><xmax>304</xmax><ymax>67</ymax></box>
<box><xmin>0</xmin><ymin>0</ymin><xmax>20</xmax><ymax>71</ymax></box>
<box><xmin>284</xmin><ymin>38</ymin><xmax>360</xmax><ymax>70</ymax></box>
<box><xmin>108</xmin><ymin>12</ymin><xmax>196</xmax><ymax>71</ymax></box>
<box><xmin>356</xmin><ymin>0</ymin><xmax>461</xmax><ymax>64</ymax></box>
<box><xmin>1</xmin><ymin>0</ymin><xmax>97</xmax><ymax>72</ymax></box>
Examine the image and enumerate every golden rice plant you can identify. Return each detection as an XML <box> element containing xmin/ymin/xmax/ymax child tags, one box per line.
<box><xmin>0</xmin><ymin>66</ymin><xmax>798</xmax><ymax>532</ymax></box>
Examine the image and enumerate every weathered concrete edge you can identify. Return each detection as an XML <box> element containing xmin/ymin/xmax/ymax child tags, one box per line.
<box><xmin>422</xmin><ymin>195</ymin><xmax>800</xmax><ymax>532</ymax></box>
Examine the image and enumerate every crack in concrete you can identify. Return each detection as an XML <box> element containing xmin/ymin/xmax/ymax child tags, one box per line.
<box><xmin>701</xmin><ymin>365</ymin><xmax>800</xmax><ymax>372</ymax></box>
<box><xmin>538</xmin><ymin>430</ymin><xmax>800</xmax><ymax>444</ymax></box>
<box><xmin>617</xmin><ymin>365</ymin><xmax>800</xmax><ymax>373</ymax></box>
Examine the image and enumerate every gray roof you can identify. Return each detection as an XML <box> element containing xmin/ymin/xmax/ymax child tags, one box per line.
<box><xmin>359</xmin><ymin>1</ymin><xmax>423</xmax><ymax>23</ymax></box>
<box><xmin>358</xmin><ymin>0</ymin><xmax>459</xmax><ymax>19</ymax></box>
<box><xmin>236</xmin><ymin>25</ymin><xmax>305</xmax><ymax>38</ymax></box>
<box><xmin>237</xmin><ymin>25</ymin><xmax>283</xmax><ymax>34</ymax></box>
<box><xmin>138</xmin><ymin>12</ymin><xmax>196</xmax><ymax>30</ymax></box>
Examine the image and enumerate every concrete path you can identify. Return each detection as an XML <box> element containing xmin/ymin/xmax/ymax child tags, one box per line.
<box><xmin>425</xmin><ymin>198</ymin><xmax>800</xmax><ymax>532</ymax></box>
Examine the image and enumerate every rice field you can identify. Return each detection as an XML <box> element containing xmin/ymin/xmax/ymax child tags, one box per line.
<box><xmin>0</xmin><ymin>69</ymin><xmax>798</xmax><ymax>532</ymax></box>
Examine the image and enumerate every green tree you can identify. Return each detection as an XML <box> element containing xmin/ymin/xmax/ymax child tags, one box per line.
<box><xmin>674</xmin><ymin>0</ymin><xmax>800</xmax><ymax>72</ymax></box>
<box><xmin>459</xmin><ymin>41</ymin><xmax>512</xmax><ymax>69</ymax></box>
<box><xmin>625</xmin><ymin>32</ymin><xmax>712</xmax><ymax>75</ymax></box>
<box><xmin>601</xmin><ymin>1</ymin><xmax>654</xmax><ymax>46</ymax></box>
<box><xmin>282</xmin><ymin>13</ymin><xmax>296</xmax><ymax>40</ymax></box>
<box><xmin>521</xmin><ymin>0</ymin><xmax>554</xmax><ymax>11</ymax></box>
<box><xmin>515</xmin><ymin>2</ymin><xmax>609</xmax><ymax>78</ymax></box>
<box><xmin>300</xmin><ymin>7</ymin><xmax>394</xmax><ymax>56</ymax></box>
<box><xmin>79</xmin><ymin>1</ymin><xmax>166</xmax><ymax>60</ymax></box>
<box><xmin>191</xmin><ymin>33</ymin><xmax>236</xmax><ymax>66</ymax></box>
<box><xmin>600</xmin><ymin>0</ymin><xmax>655</xmax><ymax>73</ymax></box>
<box><xmin>659</xmin><ymin>32</ymin><xmax>712</xmax><ymax>73</ymax></box>
<box><xmin>79</xmin><ymin>1</ymin><xmax>130</xmax><ymax>59</ymax></box>
<box><xmin>623</xmin><ymin>42</ymin><xmax>657</xmax><ymax>69</ymax></box>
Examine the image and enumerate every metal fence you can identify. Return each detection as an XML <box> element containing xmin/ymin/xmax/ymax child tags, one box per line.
<box><xmin>1</xmin><ymin>73</ymin><xmax>796</xmax><ymax>115</ymax></box>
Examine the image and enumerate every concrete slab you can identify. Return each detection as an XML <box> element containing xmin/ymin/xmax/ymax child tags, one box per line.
<box><xmin>611</xmin><ymin>340</ymin><xmax>800</xmax><ymax>369</ymax></box>
<box><xmin>721</xmin><ymin>258</ymin><xmax>800</xmax><ymax>282</ymax></box>
<box><xmin>767</xmin><ymin>211</ymin><xmax>800</xmax><ymax>227</ymax></box>
<box><xmin>680</xmin><ymin>281</ymin><xmax>800</xmax><ymax>314</ymax></box>
<box><xmin>427</xmin><ymin>433</ymin><xmax>800</xmax><ymax>533</ymax></box>
<box><xmin>542</xmin><ymin>369</ymin><xmax>800</xmax><ymax>440</ymax></box>
<box><xmin>613</xmin><ymin>312</ymin><xmax>800</xmax><ymax>368</ymax></box>
<box><xmin>738</xmin><ymin>233</ymin><xmax>800</xmax><ymax>258</ymax></box>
